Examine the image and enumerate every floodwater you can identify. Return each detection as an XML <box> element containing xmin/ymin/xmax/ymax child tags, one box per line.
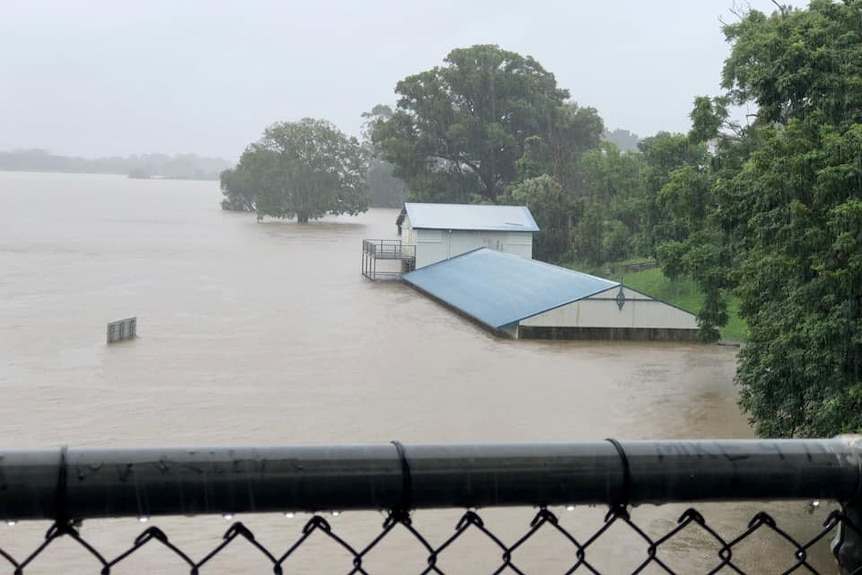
<box><xmin>0</xmin><ymin>172</ymin><xmax>837</xmax><ymax>573</ymax></box>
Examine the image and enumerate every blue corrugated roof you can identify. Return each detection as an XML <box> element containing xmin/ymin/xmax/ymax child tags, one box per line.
<box><xmin>404</xmin><ymin>203</ymin><xmax>540</xmax><ymax>232</ymax></box>
<box><xmin>402</xmin><ymin>248</ymin><xmax>619</xmax><ymax>330</ymax></box>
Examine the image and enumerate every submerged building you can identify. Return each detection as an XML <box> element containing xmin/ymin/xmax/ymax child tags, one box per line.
<box><xmin>362</xmin><ymin>202</ymin><xmax>539</xmax><ymax>280</ymax></box>
<box><xmin>362</xmin><ymin>202</ymin><xmax>699</xmax><ymax>341</ymax></box>
<box><xmin>401</xmin><ymin>248</ymin><xmax>699</xmax><ymax>341</ymax></box>
<box><xmin>400</xmin><ymin>202</ymin><xmax>539</xmax><ymax>269</ymax></box>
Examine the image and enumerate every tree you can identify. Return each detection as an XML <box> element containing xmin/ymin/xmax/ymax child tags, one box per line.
<box><xmin>650</xmin><ymin>92</ymin><xmax>761</xmax><ymax>342</ymax></box>
<box><xmin>637</xmin><ymin>132</ymin><xmax>710</xmax><ymax>254</ymax></box>
<box><xmin>220</xmin><ymin>118</ymin><xmax>370</xmax><ymax>223</ymax></box>
<box><xmin>219</xmin><ymin>144</ymin><xmax>276</xmax><ymax>212</ymax></box>
<box><xmin>502</xmin><ymin>174</ymin><xmax>569</xmax><ymax>262</ymax></box>
<box><xmin>372</xmin><ymin>44</ymin><xmax>570</xmax><ymax>203</ymax></box>
<box><xmin>716</xmin><ymin>0</ymin><xmax>862</xmax><ymax>436</ymax></box>
<box><xmin>367</xmin><ymin>158</ymin><xmax>406</xmax><ymax>208</ymax></box>
<box><xmin>520</xmin><ymin>102</ymin><xmax>605</xmax><ymax>197</ymax></box>
<box><xmin>361</xmin><ymin>104</ymin><xmax>407</xmax><ymax>208</ymax></box>
<box><xmin>219</xmin><ymin>167</ymin><xmax>250</xmax><ymax>211</ymax></box>
<box><xmin>360</xmin><ymin>104</ymin><xmax>394</xmax><ymax>145</ymax></box>
<box><xmin>574</xmin><ymin>142</ymin><xmax>648</xmax><ymax>264</ymax></box>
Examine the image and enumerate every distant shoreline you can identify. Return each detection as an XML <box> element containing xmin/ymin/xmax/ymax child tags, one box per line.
<box><xmin>0</xmin><ymin>167</ymin><xmax>220</xmax><ymax>182</ymax></box>
<box><xmin>0</xmin><ymin>150</ymin><xmax>230</xmax><ymax>182</ymax></box>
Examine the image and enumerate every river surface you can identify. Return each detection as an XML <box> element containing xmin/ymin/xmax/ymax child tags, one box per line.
<box><xmin>0</xmin><ymin>172</ymin><xmax>837</xmax><ymax>573</ymax></box>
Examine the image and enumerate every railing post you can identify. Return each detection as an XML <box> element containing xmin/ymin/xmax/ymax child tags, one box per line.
<box><xmin>834</xmin><ymin>434</ymin><xmax>862</xmax><ymax>575</ymax></box>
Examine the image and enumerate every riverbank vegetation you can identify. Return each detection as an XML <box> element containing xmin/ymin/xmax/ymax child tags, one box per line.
<box><xmin>221</xmin><ymin>1</ymin><xmax>862</xmax><ymax>437</ymax></box>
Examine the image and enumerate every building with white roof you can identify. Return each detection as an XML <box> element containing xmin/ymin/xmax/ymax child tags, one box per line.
<box><xmin>400</xmin><ymin>202</ymin><xmax>539</xmax><ymax>270</ymax></box>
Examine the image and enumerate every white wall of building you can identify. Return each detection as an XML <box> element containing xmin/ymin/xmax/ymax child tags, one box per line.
<box><xmin>519</xmin><ymin>286</ymin><xmax>698</xmax><ymax>330</ymax></box>
<box><xmin>410</xmin><ymin>223</ymin><xmax>534</xmax><ymax>269</ymax></box>
<box><xmin>401</xmin><ymin>219</ymin><xmax>415</xmax><ymax>258</ymax></box>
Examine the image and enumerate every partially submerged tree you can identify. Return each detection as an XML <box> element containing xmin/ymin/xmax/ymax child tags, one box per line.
<box><xmin>220</xmin><ymin>118</ymin><xmax>370</xmax><ymax>223</ymax></box>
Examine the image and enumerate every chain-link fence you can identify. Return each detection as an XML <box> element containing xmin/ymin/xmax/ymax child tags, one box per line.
<box><xmin>0</xmin><ymin>504</ymin><xmax>855</xmax><ymax>573</ymax></box>
<box><xmin>2</xmin><ymin>439</ymin><xmax>862</xmax><ymax>574</ymax></box>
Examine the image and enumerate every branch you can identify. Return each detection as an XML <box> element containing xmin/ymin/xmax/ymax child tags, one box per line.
<box><xmin>727</xmin><ymin>0</ymin><xmax>751</xmax><ymax>21</ymax></box>
<box><xmin>461</xmin><ymin>157</ymin><xmax>481</xmax><ymax>175</ymax></box>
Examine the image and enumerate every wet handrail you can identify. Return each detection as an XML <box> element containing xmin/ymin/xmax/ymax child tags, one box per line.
<box><xmin>2</xmin><ymin>438</ymin><xmax>860</xmax><ymax>521</ymax></box>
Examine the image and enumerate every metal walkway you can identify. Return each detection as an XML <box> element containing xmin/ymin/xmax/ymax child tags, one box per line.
<box><xmin>361</xmin><ymin>239</ymin><xmax>415</xmax><ymax>280</ymax></box>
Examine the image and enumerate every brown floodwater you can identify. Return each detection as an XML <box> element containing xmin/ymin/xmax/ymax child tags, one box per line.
<box><xmin>0</xmin><ymin>172</ymin><xmax>837</xmax><ymax>573</ymax></box>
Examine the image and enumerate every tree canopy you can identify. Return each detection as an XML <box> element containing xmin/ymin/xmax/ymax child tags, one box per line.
<box><xmin>629</xmin><ymin>0</ymin><xmax>862</xmax><ymax>434</ymax></box>
<box><xmin>221</xmin><ymin>118</ymin><xmax>370</xmax><ymax>223</ymax></box>
<box><xmin>361</xmin><ymin>104</ymin><xmax>407</xmax><ymax>208</ymax></box>
<box><xmin>372</xmin><ymin>44</ymin><xmax>572</xmax><ymax>204</ymax></box>
<box><xmin>717</xmin><ymin>0</ymin><xmax>862</xmax><ymax>437</ymax></box>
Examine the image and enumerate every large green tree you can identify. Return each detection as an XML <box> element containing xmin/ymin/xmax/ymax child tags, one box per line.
<box><xmin>502</xmin><ymin>174</ymin><xmax>570</xmax><ymax>262</ymax></box>
<box><xmin>501</xmin><ymin>103</ymin><xmax>604</xmax><ymax>263</ymax></box>
<box><xmin>716</xmin><ymin>0</ymin><xmax>862</xmax><ymax>436</ymax></box>
<box><xmin>575</xmin><ymin>142</ymin><xmax>649</xmax><ymax>264</ymax></box>
<box><xmin>372</xmin><ymin>44</ymin><xmax>571</xmax><ymax>203</ymax></box>
<box><xmin>637</xmin><ymin>132</ymin><xmax>711</xmax><ymax>254</ymax></box>
<box><xmin>221</xmin><ymin>118</ymin><xmax>369</xmax><ymax>223</ymax></box>
<box><xmin>525</xmin><ymin>102</ymin><xmax>605</xmax><ymax>197</ymax></box>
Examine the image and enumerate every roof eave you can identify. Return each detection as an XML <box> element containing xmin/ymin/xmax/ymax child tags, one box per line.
<box><xmin>412</xmin><ymin>226</ymin><xmax>539</xmax><ymax>232</ymax></box>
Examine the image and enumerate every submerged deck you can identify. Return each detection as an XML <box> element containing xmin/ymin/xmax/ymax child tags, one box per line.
<box><xmin>361</xmin><ymin>239</ymin><xmax>415</xmax><ymax>280</ymax></box>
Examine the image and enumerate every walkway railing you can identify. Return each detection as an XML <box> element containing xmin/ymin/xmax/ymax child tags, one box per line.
<box><xmin>362</xmin><ymin>239</ymin><xmax>415</xmax><ymax>280</ymax></box>
<box><xmin>2</xmin><ymin>438</ymin><xmax>862</xmax><ymax>573</ymax></box>
<box><xmin>362</xmin><ymin>239</ymin><xmax>414</xmax><ymax>260</ymax></box>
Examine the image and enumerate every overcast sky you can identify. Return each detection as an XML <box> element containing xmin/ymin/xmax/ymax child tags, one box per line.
<box><xmin>1</xmin><ymin>0</ymin><xmax>779</xmax><ymax>160</ymax></box>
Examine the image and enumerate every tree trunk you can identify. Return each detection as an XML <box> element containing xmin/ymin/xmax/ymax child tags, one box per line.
<box><xmin>481</xmin><ymin>173</ymin><xmax>497</xmax><ymax>202</ymax></box>
<box><xmin>297</xmin><ymin>213</ymin><xmax>309</xmax><ymax>223</ymax></box>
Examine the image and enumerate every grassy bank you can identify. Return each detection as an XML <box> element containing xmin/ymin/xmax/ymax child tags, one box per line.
<box><xmin>567</xmin><ymin>261</ymin><xmax>747</xmax><ymax>343</ymax></box>
<box><xmin>619</xmin><ymin>268</ymin><xmax>746</xmax><ymax>342</ymax></box>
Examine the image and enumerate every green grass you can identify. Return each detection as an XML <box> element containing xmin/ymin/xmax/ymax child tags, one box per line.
<box><xmin>566</xmin><ymin>263</ymin><xmax>748</xmax><ymax>343</ymax></box>
<box><xmin>618</xmin><ymin>268</ymin><xmax>702</xmax><ymax>313</ymax></box>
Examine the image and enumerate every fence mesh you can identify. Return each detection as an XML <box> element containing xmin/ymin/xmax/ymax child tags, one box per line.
<box><xmin>0</xmin><ymin>503</ymin><xmax>854</xmax><ymax>574</ymax></box>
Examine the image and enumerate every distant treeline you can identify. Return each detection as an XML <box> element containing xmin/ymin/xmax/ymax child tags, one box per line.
<box><xmin>0</xmin><ymin>149</ymin><xmax>231</xmax><ymax>181</ymax></box>
<box><xmin>602</xmin><ymin>129</ymin><xmax>640</xmax><ymax>152</ymax></box>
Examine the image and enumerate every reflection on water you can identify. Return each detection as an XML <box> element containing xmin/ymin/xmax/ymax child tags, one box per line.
<box><xmin>0</xmin><ymin>172</ymin><xmax>836</xmax><ymax>572</ymax></box>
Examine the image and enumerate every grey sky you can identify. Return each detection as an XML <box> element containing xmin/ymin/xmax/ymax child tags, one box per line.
<box><xmin>1</xmin><ymin>0</ymin><xmax>778</xmax><ymax>160</ymax></box>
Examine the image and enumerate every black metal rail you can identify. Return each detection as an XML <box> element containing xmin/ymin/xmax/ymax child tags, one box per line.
<box><xmin>3</xmin><ymin>439</ymin><xmax>861</xmax><ymax>520</ymax></box>
<box><xmin>3</xmin><ymin>438</ymin><xmax>862</xmax><ymax>574</ymax></box>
